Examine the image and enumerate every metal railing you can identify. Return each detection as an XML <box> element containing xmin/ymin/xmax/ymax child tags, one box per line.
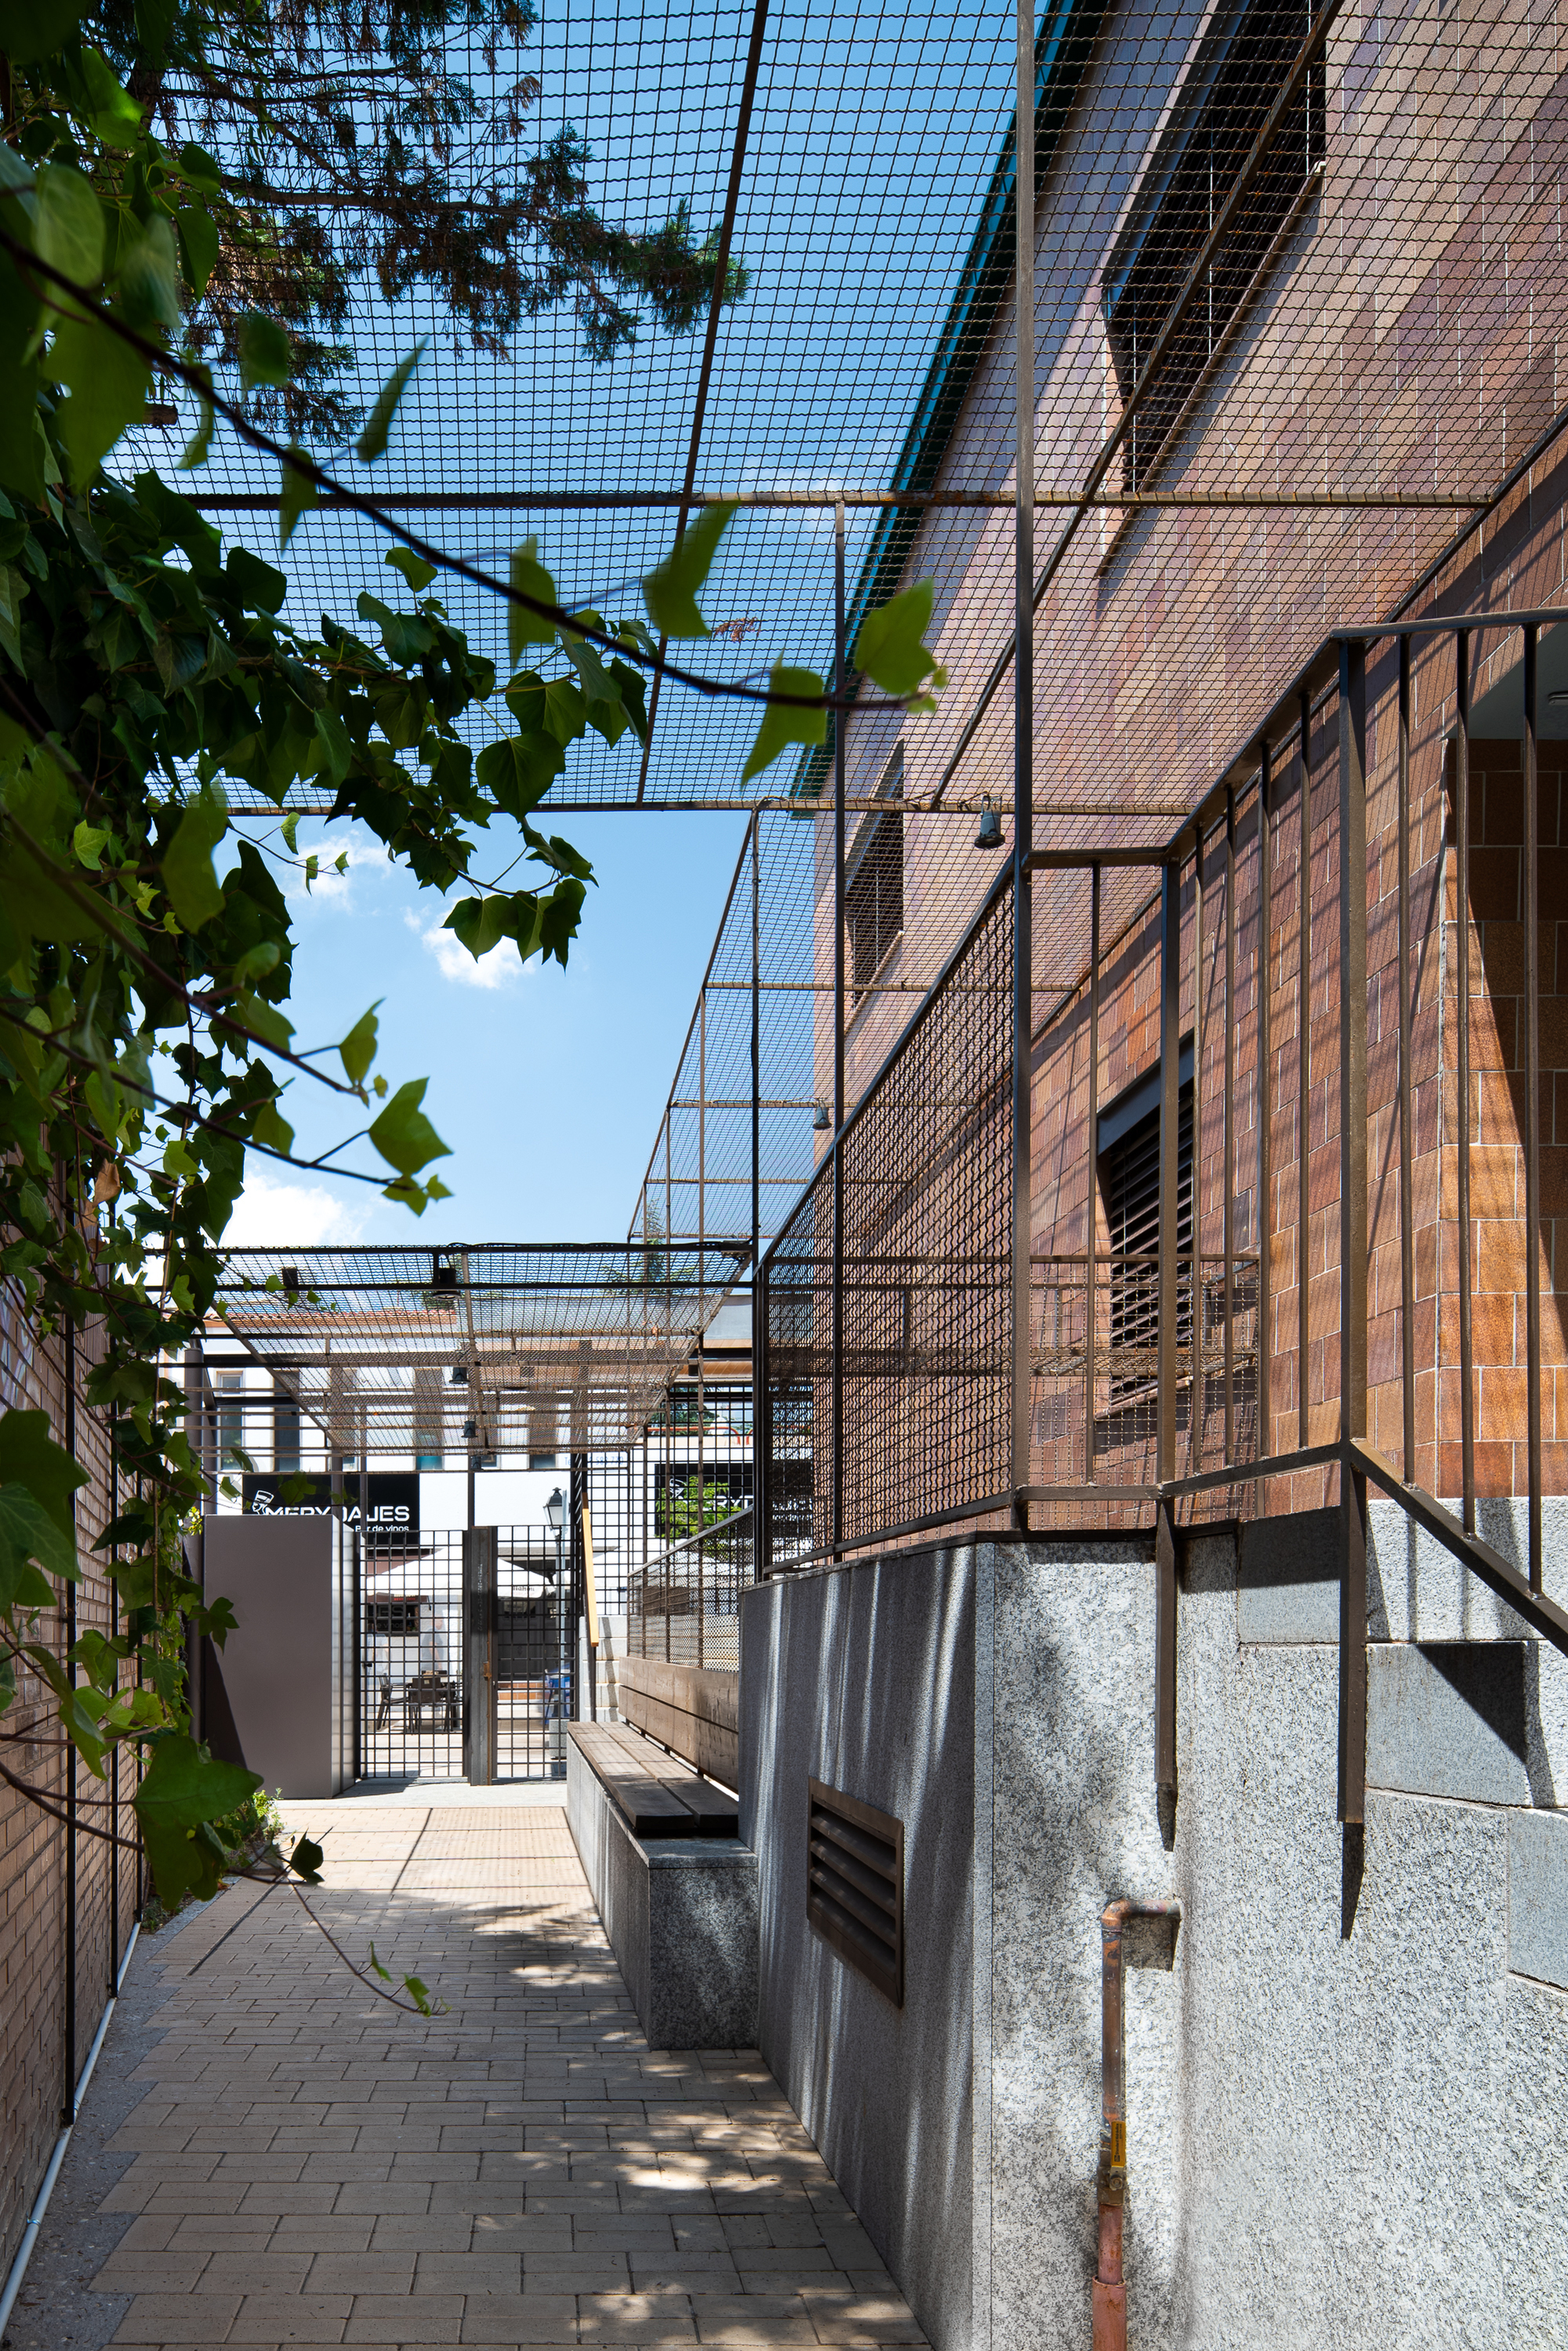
<box><xmin>757</xmin><ymin>608</ymin><xmax>1568</xmax><ymax>1828</ymax></box>
<box><xmin>627</xmin><ymin>1506</ymin><xmax>754</xmax><ymax>1671</ymax></box>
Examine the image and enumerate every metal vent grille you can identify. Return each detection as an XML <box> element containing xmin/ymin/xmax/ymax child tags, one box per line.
<box><xmin>807</xmin><ymin>1780</ymin><xmax>904</xmax><ymax>2006</ymax></box>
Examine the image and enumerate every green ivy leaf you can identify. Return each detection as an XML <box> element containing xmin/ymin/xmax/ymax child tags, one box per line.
<box><xmin>238</xmin><ymin>312</ymin><xmax>292</xmax><ymax>391</ymax></box>
<box><xmin>443</xmin><ymin>895</ymin><xmax>511</xmax><ymax>958</ymax></box>
<box><xmin>368</xmin><ymin>1079</ymin><xmax>451</xmax><ymax>1180</ymax></box>
<box><xmin>48</xmin><ymin>312</ymin><xmax>151</xmax><ymax>484</ymax></box>
<box><xmin>0</xmin><ymin>1483</ymin><xmax>77</xmax><ymax>1611</ymax></box>
<box><xmin>508</xmin><ymin>537</ymin><xmax>558</xmax><ymax>660</ymax></box>
<box><xmin>161</xmin><ymin>780</ymin><xmax>228</xmax><ymax>930</ymax></box>
<box><xmin>34</xmin><ymin>161</ymin><xmax>103</xmax><ymax>295</ymax></box>
<box><xmin>339</xmin><ymin>1003</ymin><xmax>381</xmax><ymax>1086</ymax></box>
<box><xmin>0</xmin><ymin>0</ymin><xmax>85</xmax><ymax>64</ymax></box>
<box><xmin>175</xmin><ymin>206</ymin><xmax>220</xmax><ymax>298</ymax></box>
<box><xmin>176</xmin><ymin>365</ymin><xmax>214</xmax><ymax>471</ymax></box>
<box><xmin>355</xmin><ymin>339</ymin><xmax>427</xmax><ymax>462</ymax></box>
<box><xmin>641</xmin><ymin>502</ymin><xmax>735</xmax><ymax>638</ymax></box>
<box><xmin>384</xmin><ymin>546</ymin><xmax>437</xmax><ymax>593</ymax></box>
<box><xmin>118</xmin><ymin>214</ymin><xmax>181</xmax><ymax>332</ymax></box>
<box><xmin>854</xmin><ymin>579</ymin><xmax>944</xmax><ymax>698</ymax></box>
<box><xmin>225</xmin><ymin>546</ymin><xmax>288</xmax><ymax>614</ymax></box>
<box><xmin>176</xmin><ymin>142</ymin><xmax>221</xmax><ymax>195</ymax></box>
<box><xmin>0</xmin><ymin>1410</ymin><xmax>89</xmax><ymax>1540</ymax></box>
<box><xmin>133</xmin><ymin>1734</ymin><xmax>262</xmax><ymax>1907</ymax></box>
<box><xmin>249</xmin><ymin>1094</ymin><xmax>294</xmax><ymax>1156</ymax></box>
<box><xmin>741</xmin><ymin>666</ymin><xmax>827</xmax><ymax>779</ymax></box>
<box><xmin>279</xmin><ymin>445</ymin><xmax>318</xmax><ymax>549</ymax></box>
<box><xmin>289</xmin><ymin>1834</ymin><xmax>325</xmax><ymax>1884</ymax></box>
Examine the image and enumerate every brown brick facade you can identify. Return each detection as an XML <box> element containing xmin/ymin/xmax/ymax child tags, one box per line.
<box><xmin>0</xmin><ymin>1280</ymin><xmax>136</xmax><ymax>2281</ymax></box>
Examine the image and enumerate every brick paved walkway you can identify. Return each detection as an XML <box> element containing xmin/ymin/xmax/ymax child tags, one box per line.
<box><xmin>87</xmin><ymin>1801</ymin><xmax>927</xmax><ymax>2349</ymax></box>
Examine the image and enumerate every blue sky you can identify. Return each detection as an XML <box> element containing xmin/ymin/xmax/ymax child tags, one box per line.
<box><xmin>224</xmin><ymin>808</ymin><xmax>749</xmax><ymax>1249</ymax></box>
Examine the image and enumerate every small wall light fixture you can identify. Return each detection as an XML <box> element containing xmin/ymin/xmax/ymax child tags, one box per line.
<box><xmin>975</xmin><ymin>796</ymin><xmax>1004</xmax><ymax>848</ymax></box>
<box><xmin>813</xmin><ymin>1100</ymin><xmax>831</xmax><ymax>1130</ymax></box>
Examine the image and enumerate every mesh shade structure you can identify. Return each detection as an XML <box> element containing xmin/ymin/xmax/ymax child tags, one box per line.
<box><xmin>136</xmin><ymin>0</ymin><xmax>1548</xmax><ymax>821</ymax></box>
<box><xmin>213</xmin><ymin>1245</ymin><xmax>748</xmax><ymax>1457</ymax></box>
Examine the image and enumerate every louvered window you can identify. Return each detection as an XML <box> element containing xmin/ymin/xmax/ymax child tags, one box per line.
<box><xmin>808</xmin><ymin>1779</ymin><xmax>904</xmax><ymax>2005</ymax></box>
<box><xmin>1098</xmin><ymin>1058</ymin><xmax>1193</xmax><ymax>1399</ymax></box>
<box><xmin>1102</xmin><ymin>0</ymin><xmax>1325</xmax><ymax>489</ymax></box>
<box><xmin>845</xmin><ymin>808</ymin><xmax>903</xmax><ymax>994</ymax></box>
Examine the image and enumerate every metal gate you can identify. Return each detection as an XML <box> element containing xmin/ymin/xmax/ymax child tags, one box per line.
<box><xmin>358</xmin><ymin>1525</ymin><xmax>571</xmax><ymax>1783</ymax></box>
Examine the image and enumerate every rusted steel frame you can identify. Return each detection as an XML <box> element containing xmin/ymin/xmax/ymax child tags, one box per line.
<box><xmin>1192</xmin><ymin>823</ymin><xmax>1206</xmax><ymax>1475</ymax></box>
<box><xmin>1523</xmin><ymin>625</ymin><xmax>1544</xmax><ymax>1593</ymax></box>
<box><xmin>1094</xmin><ymin>1899</ymin><xmax>1181</xmax><ymax>2351</ymax></box>
<box><xmin>1455</xmin><ymin>630</ymin><xmax>1475</xmax><ymax>1532</ymax></box>
<box><xmin>1257</xmin><ymin>743</ymin><xmax>1273</xmax><ymax>1507</ymax></box>
<box><xmin>1169</xmin><ymin>1438</ymin><xmax>1341</xmax><ymax>1500</ymax></box>
<box><xmin>1338</xmin><ymin>640</ymin><xmax>1369</xmax><ymax>1830</ymax></box>
<box><xmin>1351</xmin><ymin>1439</ymin><xmax>1568</xmax><ymax>1654</ymax></box>
<box><xmin>1086</xmin><ymin>865</ymin><xmax>1100</xmax><ymax>1484</ymax></box>
<box><xmin>832</xmin><ymin>500</ymin><xmax>847</xmax><ymax>1558</ymax></box>
<box><xmin>1397</xmin><ymin>637</ymin><xmax>1416</xmax><ymax>1486</ymax></box>
<box><xmin>633</xmin><ymin>0</ymin><xmax>771</xmax><ymax>801</ymax></box>
<box><xmin>1155</xmin><ymin>851</ymin><xmax>1183</xmax><ymax>1800</ymax></box>
<box><xmin>1298</xmin><ymin>689</ymin><xmax>1312</xmax><ymax>1450</ymax></box>
<box><xmin>1225</xmin><ymin>788</ymin><xmax>1236</xmax><ymax>1466</ymax></box>
<box><xmin>1011</xmin><ymin>0</ymin><xmax>1036</xmax><ymax>1529</ymax></box>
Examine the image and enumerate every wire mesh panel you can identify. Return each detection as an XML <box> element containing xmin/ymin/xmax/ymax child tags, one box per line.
<box><xmin>762</xmin><ymin>875</ymin><xmax>1012</xmax><ymax>1563</ymax></box>
<box><xmin>627</xmin><ymin>1509</ymin><xmax>753</xmax><ymax>1669</ymax></box>
<box><xmin>358</xmin><ymin>1526</ymin><xmax>571</xmax><ymax>1782</ymax></box>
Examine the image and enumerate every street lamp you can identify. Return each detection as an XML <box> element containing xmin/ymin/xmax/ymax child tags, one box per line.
<box><xmin>543</xmin><ymin>1486</ymin><xmax>564</xmax><ymax>1531</ymax></box>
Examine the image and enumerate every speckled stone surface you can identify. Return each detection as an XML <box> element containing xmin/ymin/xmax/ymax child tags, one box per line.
<box><xmin>742</xmin><ymin>1524</ymin><xmax>1568</xmax><ymax>2351</ymax></box>
<box><xmin>565</xmin><ymin>1736</ymin><xmax>758</xmax><ymax>2048</ymax></box>
<box><xmin>741</xmin><ymin>1550</ymin><xmax>975</xmax><ymax>2351</ymax></box>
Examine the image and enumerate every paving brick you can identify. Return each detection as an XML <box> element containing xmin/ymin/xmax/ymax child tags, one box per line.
<box><xmin>63</xmin><ymin>1801</ymin><xmax>925</xmax><ymax>2351</ymax></box>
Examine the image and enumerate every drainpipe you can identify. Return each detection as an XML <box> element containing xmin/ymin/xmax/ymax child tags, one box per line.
<box><xmin>1094</xmin><ymin>1898</ymin><xmax>1181</xmax><ymax>2351</ymax></box>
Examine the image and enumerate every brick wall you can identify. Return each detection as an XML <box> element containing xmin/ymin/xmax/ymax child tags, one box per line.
<box><xmin>0</xmin><ymin>1278</ymin><xmax>136</xmax><ymax>2282</ymax></box>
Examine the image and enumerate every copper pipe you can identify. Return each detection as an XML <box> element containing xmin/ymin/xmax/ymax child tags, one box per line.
<box><xmin>1094</xmin><ymin>1899</ymin><xmax>1181</xmax><ymax>2351</ymax></box>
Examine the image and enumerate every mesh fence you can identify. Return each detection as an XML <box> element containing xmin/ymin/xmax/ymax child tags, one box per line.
<box><xmin>762</xmin><ymin>875</ymin><xmax>1013</xmax><ymax>1562</ymax></box>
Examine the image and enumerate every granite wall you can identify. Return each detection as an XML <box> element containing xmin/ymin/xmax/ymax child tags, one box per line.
<box><xmin>740</xmin><ymin>1551</ymin><xmax>975</xmax><ymax>2351</ymax></box>
<box><xmin>743</xmin><ymin>1516</ymin><xmax>1568</xmax><ymax>2351</ymax></box>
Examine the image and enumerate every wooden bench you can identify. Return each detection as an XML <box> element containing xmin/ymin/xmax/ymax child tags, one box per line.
<box><xmin>568</xmin><ymin>1721</ymin><xmax>739</xmax><ymax>1838</ymax></box>
<box><xmin>564</xmin><ymin>1716</ymin><xmax>756</xmax><ymax>2048</ymax></box>
<box><xmin>613</xmin><ymin>1657</ymin><xmax>740</xmax><ymax>1789</ymax></box>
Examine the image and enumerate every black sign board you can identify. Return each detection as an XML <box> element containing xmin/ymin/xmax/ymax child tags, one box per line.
<box><xmin>241</xmin><ymin>1472</ymin><xmax>419</xmax><ymax>1541</ymax></box>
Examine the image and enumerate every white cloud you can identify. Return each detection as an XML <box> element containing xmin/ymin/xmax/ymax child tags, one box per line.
<box><xmin>223</xmin><ymin>1172</ymin><xmax>369</xmax><ymax>1248</ymax></box>
<box><xmin>403</xmin><ymin>908</ymin><xmax>521</xmax><ymax>989</ymax></box>
<box><xmin>274</xmin><ymin>820</ymin><xmax>390</xmax><ymax>909</ymax></box>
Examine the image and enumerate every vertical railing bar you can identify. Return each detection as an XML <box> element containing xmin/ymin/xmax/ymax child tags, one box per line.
<box><xmin>1257</xmin><ymin>742</ymin><xmax>1273</xmax><ymax>1511</ymax></box>
<box><xmin>1456</xmin><ymin>629</ymin><xmax>1475</xmax><ymax>1533</ymax></box>
<box><xmin>1011</xmin><ymin>0</ymin><xmax>1036</xmax><ymax>1526</ymax></box>
<box><xmin>1298</xmin><ymin>689</ymin><xmax>1312</xmax><ymax>1454</ymax></box>
<box><xmin>1225</xmin><ymin>785</ymin><xmax>1236</xmax><ymax>1467</ymax></box>
<box><xmin>1156</xmin><ymin>847</ymin><xmax>1182</xmax><ymax>1805</ymax></box>
<box><xmin>1398</xmin><ymin>634</ymin><xmax>1416</xmax><ymax>1486</ymax></box>
<box><xmin>1086</xmin><ymin>864</ymin><xmax>1100</xmax><ymax>1485</ymax></box>
<box><xmin>750</xmin><ymin>812</ymin><xmax>764</xmax><ymax>1575</ymax></box>
<box><xmin>1524</xmin><ymin>622</ymin><xmax>1543</xmax><ymax>1592</ymax></box>
<box><xmin>832</xmin><ymin>498</ymin><xmax>847</xmax><ymax>1558</ymax></box>
<box><xmin>1192</xmin><ymin>821</ymin><xmax>1206</xmax><ymax>1477</ymax></box>
<box><xmin>1339</xmin><ymin>637</ymin><xmax>1370</xmax><ymax>1833</ymax></box>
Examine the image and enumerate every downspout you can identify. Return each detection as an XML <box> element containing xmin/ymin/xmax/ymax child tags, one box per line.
<box><xmin>1094</xmin><ymin>1898</ymin><xmax>1181</xmax><ymax>2351</ymax></box>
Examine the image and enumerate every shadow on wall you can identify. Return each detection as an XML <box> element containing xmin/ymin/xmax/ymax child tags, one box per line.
<box><xmin>745</xmin><ymin>1548</ymin><xmax>976</xmax><ymax>2351</ymax></box>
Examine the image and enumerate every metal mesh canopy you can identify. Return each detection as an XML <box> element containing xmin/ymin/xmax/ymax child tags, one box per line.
<box><xmin>131</xmin><ymin>0</ymin><xmax>1548</xmax><ymax>819</ymax></box>
<box><xmin>212</xmin><ymin>1244</ymin><xmax>750</xmax><ymax>1453</ymax></box>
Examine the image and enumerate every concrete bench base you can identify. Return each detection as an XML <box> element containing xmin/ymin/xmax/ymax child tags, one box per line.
<box><xmin>567</xmin><ymin>1733</ymin><xmax>758</xmax><ymax>2048</ymax></box>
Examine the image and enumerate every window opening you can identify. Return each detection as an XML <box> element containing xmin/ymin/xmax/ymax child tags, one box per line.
<box><xmin>274</xmin><ymin>1393</ymin><xmax>302</xmax><ymax>1472</ymax></box>
<box><xmin>1097</xmin><ymin>1047</ymin><xmax>1194</xmax><ymax>1424</ymax></box>
<box><xmin>845</xmin><ymin>806</ymin><xmax>904</xmax><ymax>995</ymax></box>
<box><xmin>1102</xmin><ymin>0</ymin><xmax>1325</xmax><ymax>488</ymax></box>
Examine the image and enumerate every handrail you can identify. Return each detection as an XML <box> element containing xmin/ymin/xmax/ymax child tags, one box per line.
<box><xmin>635</xmin><ymin>1505</ymin><xmax>755</xmax><ymax>1584</ymax></box>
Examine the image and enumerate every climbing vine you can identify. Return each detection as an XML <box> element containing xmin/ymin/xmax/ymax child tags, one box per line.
<box><xmin>0</xmin><ymin>9</ymin><xmax>945</xmax><ymax>1968</ymax></box>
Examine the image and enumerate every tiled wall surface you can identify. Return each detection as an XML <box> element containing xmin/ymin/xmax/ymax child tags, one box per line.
<box><xmin>0</xmin><ymin>1279</ymin><xmax>133</xmax><ymax>2281</ymax></box>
